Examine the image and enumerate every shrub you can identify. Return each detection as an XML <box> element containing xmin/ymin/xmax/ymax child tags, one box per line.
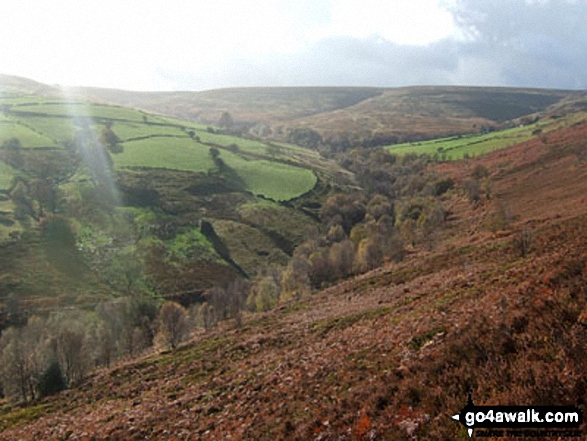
<box><xmin>433</xmin><ymin>178</ymin><xmax>454</xmax><ymax>196</ymax></box>
<box><xmin>37</xmin><ymin>359</ymin><xmax>67</xmax><ymax>398</ymax></box>
<box><xmin>513</xmin><ymin>228</ymin><xmax>533</xmax><ymax>257</ymax></box>
<box><xmin>463</xmin><ymin>179</ymin><xmax>481</xmax><ymax>204</ymax></box>
<box><xmin>471</xmin><ymin>164</ymin><xmax>489</xmax><ymax>180</ymax></box>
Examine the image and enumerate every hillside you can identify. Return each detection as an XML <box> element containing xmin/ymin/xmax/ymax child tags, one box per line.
<box><xmin>0</xmin><ymin>86</ymin><xmax>347</xmax><ymax>317</ymax></box>
<box><xmin>1</xmin><ymin>108</ymin><xmax>586</xmax><ymax>439</ymax></box>
<box><xmin>75</xmin><ymin>82</ymin><xmax>587</xmax><ymax>146</ymax></box>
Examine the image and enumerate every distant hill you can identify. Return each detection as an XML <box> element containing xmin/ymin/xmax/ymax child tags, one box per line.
<box><xmin>0</xmin><ymin>74</ymin><xmax>60</xmax><ymax>97</ymax></box>
<box><xmin>74</xmin><ymin>82</ymin><xmax>587</xmax><ymax>146</ymax></box>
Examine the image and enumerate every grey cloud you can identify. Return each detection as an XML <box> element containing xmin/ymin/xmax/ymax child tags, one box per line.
<box><xmin>164</xmin><ymin>0</ymin><xmax>587</xmax><ymax>90</ymax></box>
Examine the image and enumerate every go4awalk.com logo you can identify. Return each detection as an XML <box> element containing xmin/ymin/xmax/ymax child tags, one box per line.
<box><xmin>451</xmin><ymin>391</ymin><xmax>583</xmax><ymax>438</ymax></box>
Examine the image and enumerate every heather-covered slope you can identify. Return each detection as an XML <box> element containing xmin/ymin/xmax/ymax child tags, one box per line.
<box><xmin>2</xmin><ymin>113</ymin><xmax>586</xmax><ymax>440</ymax></box>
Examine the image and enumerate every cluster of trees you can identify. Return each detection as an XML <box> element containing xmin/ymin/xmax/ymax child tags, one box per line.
<box><xmin>236</xmin><ymin>149</ymin><xmax>453</xmax><ymax>309</ymax></box>
<box><xmin>0</xmin><ymin>295</ymin><xmax>206</xmax><ymax>403</ymax></box>
<box><xmin>1</xmin><ymin>138</ymin><xmax>79</xmax><ymax>223</ymax></box>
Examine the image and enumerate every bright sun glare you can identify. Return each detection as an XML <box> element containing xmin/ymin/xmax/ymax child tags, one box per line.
<box><xmin>0</xmin><ymin>0</ymin><xmax>458</xmax><ymax>90</ymax></box>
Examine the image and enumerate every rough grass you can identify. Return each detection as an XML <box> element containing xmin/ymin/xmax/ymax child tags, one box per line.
<box><xmin>164</xmin><ymin>227</ymin><xmax>221</xmax><ymax>264</ymax></box>
<box><xmin>237</xmin><ymin>200</ymin><xmax>318</xmax><ymax>245</ymax></box>
<box><xmin>212</xmin><ymin>219</ymin><xmax>290</xmax><ymax>275</ymax></box>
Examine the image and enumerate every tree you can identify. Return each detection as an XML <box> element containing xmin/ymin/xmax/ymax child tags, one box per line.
<box><xmin>321</xmin><ymin>193</ymin><xmax>366</xmax><ymax>234</ymax></box>
<box><xmin>195</xmin><ymin>302</ymin><xmax>217</xmax><ymax>331</ymax></box>
<box><xmin>281</xmin><ymin>254</ymin><xmax>311</xmax><ymax>303</ymax></box>
<box><xmin>36</xmin><ymin>359</ymin><xmax>66</xmax><ymax>398</ymax></box>
<box><xmin>100</xmin><ymin>125</ymin><xmax>122</xmax><ymax>154</ymax></box>
<box><xmin>354</xmin><ymin>237</ymin><xmax>383</xmax><ymax>273</ymax></box>
<box><xmin>52</xmin><ymin>328</ymin><xmax>87</xmax><ymax>385</ymax></box>
<box><xmin>0</xmin><ymin>321</ymin><xmax>46</xmax><ymax>402</ymax></box>
<box><xmin>218</xmin><ymin>111</ymin><xmax>234</xmax><ymax>129</ymax></box>
<box><xmin>463</xmin><ymin>178</ymin><xmax>481</xmax><ymax>204</ymax></box>
<box><xmin>513</xmin><ymin>228</ymin><xmax>533</xmax><ymax>258</ymax></box>
<box><xmin>329</xmin><ymin>239</ymin><xmax>355</xmax><ymax>279</ymax></box>
<box><xmin>156</xmin><ymin>302</ymin><xmax>189</xmax><ymax>350</ymax></box>
<box><xmin>1</xmin><ymin>327</ymin><xmax>31</xmax><ymax>402</ymax></box>
<box><xmin>1</xmin><ymin>137</ymin><xmax>24</xmax><ymax>169</ymax></box>
<box><xmin>247</xmin><ymin>275</ymin><xmax>280</xmax><ymax>312</ymax></box>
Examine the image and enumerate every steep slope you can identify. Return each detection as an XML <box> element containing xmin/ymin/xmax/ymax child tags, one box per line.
<box><xmin>0</xmin><ymin>89</ymin><xmax>345</xmax><ymax>316</ymax></box>
<box><xmin>2</xmin><ymin>115</ymin><xmax>586</xmax><ymax>439</ymax></box>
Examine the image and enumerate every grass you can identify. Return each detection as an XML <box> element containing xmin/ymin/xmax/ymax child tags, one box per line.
<box><xmin>197</xmin><ymin>132</ymin><xmax>273</xmax><ymax>154</ymax></box>
<box><xmin>7</xmin><ymin>116</ymin><xmax>76</xmax><ymax>144</ymax></box>
<box><xmin>0</xmin><ymin>121</ymin><xmax>57</xmax><ymax>147</ymax></box>
<box><xmin>0</xmin><ymin>96</ymin><xmax>52</xmax><ymax>105</ymax></box>
<box><xmin>0</xmin><ymin>403</ymin><xmax>53</xmax><ymax>432</ymax></box>
<box><xmin>211</xmin><ymin>219</ymin><xmax>290</xmax><ymax>275</ymax></box>
<box><xmin>10</xmin><ymin>103</ymin><xmax>148</xmax><ymax>122</ymax></box>
<box><xmin>0</xmin><ymin>161</ymin><xmax>17</xmax><ymax>189</ymax></box>
<box><xmin>146</xmin><ymin>115</ymin><xmax>210</xmax><ymax>130</ymax></box>
<box><xmin>220</xmin><ymin>149</ymin><xmax>317</xmax><ymax>201</ymax></box>
<box><xmin>386</xmin><ymin>121</ymin><xmax>549</xmax><ymax>160</ymax></box>
<box><xmin>165</xmin><ymin>227</ymin><xmax>221</xmax><ymax>264</ymax></box>
<box><xmin>112</xmin><ymin>122</ymin><xmax>186</xmax><ymax>141</ymax></box>
<box><xmin>237</xmin><ymin>200</ymin><xmax>318</xmax><ymax>245</ymax></box>
<box><xmin>114</xmin><ymin>137</ymin><xmax>317</xmax><ymax>201</ymax></box>
<box><xmin>113</xmin><ymin>137</ymin><xmax>214</xmax><ymax>172</ymax></box>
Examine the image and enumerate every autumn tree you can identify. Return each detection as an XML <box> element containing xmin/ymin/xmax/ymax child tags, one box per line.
<box><xmin>156</xmin><ymin>301</ymin><xmax>190</xmax><ymax>350</ymax></box>
<box><xmin>329</xmin><ymin>239</ymin><xmax>355</xmax><ymax>279</ymax></box>
<box><xmin>0</xmin><ymin>318</ymin><xmax>47</xmax><ymax>402</ymax></box>
<box><xmin>281</xmin><ymin>252</ymin><xmax>312</xmax><ymax>303</ymax></box>
<box><xmin>1</xmin><ymin>327</ymin><xmax>34</xmax><ymax>401</ymax></box>
<box><xmin>247</xmin><ymin>275</ymin><xmax>281</xmax><ymax>312</ymax></box>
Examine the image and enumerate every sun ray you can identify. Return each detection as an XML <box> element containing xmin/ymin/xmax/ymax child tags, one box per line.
<box><xmin>58</xmin><ymin>86</ymin><xmax>121</xmax><ymax>209</ymax></box>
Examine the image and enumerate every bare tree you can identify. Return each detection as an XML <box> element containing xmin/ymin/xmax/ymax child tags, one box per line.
<box><xmin>156</xmin><ymin>302</ymin><xmax>189</xmax><ymax>350</ymax></box>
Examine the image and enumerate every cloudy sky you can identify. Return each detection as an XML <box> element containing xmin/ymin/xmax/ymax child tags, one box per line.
<box><xmin>0</xmin><ymin>0</ymin><xmax>585</xmax><ymax>91</ymax></box>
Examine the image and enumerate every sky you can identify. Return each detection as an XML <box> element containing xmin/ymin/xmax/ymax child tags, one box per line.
<box><xmin>0</xmin><ymin>0</ymin><xmax>585</xmax><ymax>91</ymax></box>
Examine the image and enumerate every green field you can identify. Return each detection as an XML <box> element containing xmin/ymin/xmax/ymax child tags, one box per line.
<box><xmin>0</xmin><ymin>161</ymin><xmax>17</xmax><ymax>189</ymax></box>
<box><xmin>0</xmin><ymin>121</ymin><xmax>57</xmax><ymax>147</ymax></box>
<box><xmin>112</xmin><ymin>122</ymin><xmax>187</xmax><ymax>141</ymax></box>
<box><xmin>386</xmin><ymin>122</ymin><xmax>549</xmax><ymax>160</ymax></box>
<box><xmin>0</xmin><ymin>96</ymin><xmax>52</xmax><ymax>105</ymax></box>
<box><xmin>113</xmin><ymin>137</ymin><xmax>317</xmax><ymax>201</ymax></box>
<box><xmin>218</xmin><ymin>149</ymin><xmax>317</xmax><ymax>201</ymax></box>
<box><xmin>7</xmin><ymin>116</ymin><xmax>76</xmax><ymax>144</ymax></box>
<box><xmin>1</xmin><ymin>96</ymin><xmax>320</xmax><ymax>201</ymax></box>
<box><xmin>10</xmin><ymin>103</ymin><xmax>148</xmax><ymax>122</ymax></box>
<box><xmin>114</xmin><ymin>137</ymin><xmax>214</xmax><ymax>172</ymax></box>
<box><xmin>146</xmin><ymin>115</ymin><xmax>210</xmax><ymax>130</ymax></box>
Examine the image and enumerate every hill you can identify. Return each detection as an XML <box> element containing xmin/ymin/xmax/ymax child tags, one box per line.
<box><xmin>1</xmin><ymin>104</ymin><xmax>586</xmax><ymax>439</ymax></box>
<box><xmin>75</xmin><ymin>83</ymin><xmax>587</xmax><ymax>146</ymax></box>
<box><xmin>0</xmin><ymin>85</ymin><xmax>347</xmax><ymax>318</ymax></box>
